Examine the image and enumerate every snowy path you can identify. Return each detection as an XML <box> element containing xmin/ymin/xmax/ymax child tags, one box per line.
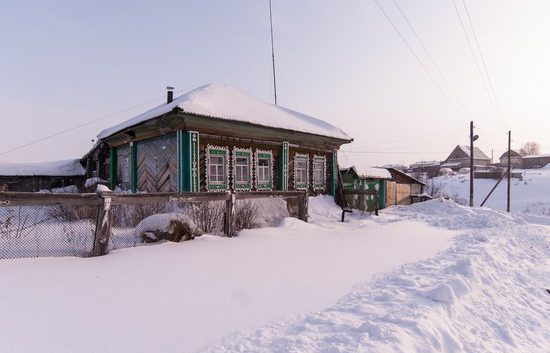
<box><xmin>204</xmin><ymin>200</ymin><xmax>550</xmax><ymax>353</ymax></box>
<box><xmin>0</xmin><ymin>199</ymin><xmax>454</xmax><ymax>353</ymax></box>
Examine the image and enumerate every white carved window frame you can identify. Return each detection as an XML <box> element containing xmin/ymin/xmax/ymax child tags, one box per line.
<box><xmin>205</xmin><ymin>144</ymin><xmax>229</xmax><ymax>192</ymax></box>
<box><xmin>254</xmin><ymin>149</ymin><xmax>274</xmax><ymax>191</ymax></box>
<box><xmin>294</xmin><ymin>153</ymin><xmax>309</xmax><ymax>190</ymax></box>
<box><xmin>312</xmin><ymin>154</ymin><xmax>327</xmax><ymax>191</ymax></box>
<box><xmin>232</xmin><ymin>147</ymin><xmax>253</xmax><ymax>191</ymax></box>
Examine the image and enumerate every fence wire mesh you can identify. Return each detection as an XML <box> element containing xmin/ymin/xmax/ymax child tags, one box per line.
<box><xmin>0</xmin><ymin>204</ymin><xmax>97</xmax><ymax>259</ymax></box>
<box><xmin>108</xmin><ymin>200</ymin><xmax>226</xmax><ymax>252</ymax></box>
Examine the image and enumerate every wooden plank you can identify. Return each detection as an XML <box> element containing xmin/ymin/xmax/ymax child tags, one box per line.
<box><xmin>224</xmin><ymin>193</ymin><xmax>236</xmax><ymax>237</ymax></box>
<box><xmin>109</xmin><ymin>192</ymin><xmax>230</xmax><ymax>205</ymax></box>
<box><xmin>234</xmin><ymin>191</ymin><xmax>306</xmax><ymax>200</ymax></box>
<box><xmin>0</xmin><ymin>192</ymin><xmax>102</xmax><ymax>206</ymax></box>
<box><xmin>93</xmin><ymin>195</ymin><xmax>112</xmax><ymax>256</ymax></box>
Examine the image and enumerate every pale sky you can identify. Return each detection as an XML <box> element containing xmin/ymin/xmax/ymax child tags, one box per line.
<box><xmin>1</xmin><ymin>0</ymin><xmax>549</xmax><ymax>167</ymax></box>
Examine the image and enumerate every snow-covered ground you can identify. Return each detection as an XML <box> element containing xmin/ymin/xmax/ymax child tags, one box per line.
<box><xmin>429</xmin><ymin>168</ymin><xmax>550</xmax><ymax>225</ymax></box>
<box><xmin>1</xmin><ymin>197</ymin><xmax>548</xmax><ymax>353</ymax></box>
<box><xmin>0</xmin><ymin>197</ymin><xmax>455</xmax><ymax>353</ymax></box>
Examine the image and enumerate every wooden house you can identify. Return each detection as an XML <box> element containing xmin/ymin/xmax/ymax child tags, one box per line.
<box><xmin>385</xmin><ymin>168</ymin><xmax>427</xmax><ymax>206</ymax></box>
<box><xmin>340</xmin><ymin>166</ymin><xmax>392</xmax><ymax>211</ymax></box>
<box><xmin>498</xmin><ymin>150</ymin><xmax>523</xmax><ymax>168</ymax></box>
<box><xmin>88</xmin><ymin>84</ymin><xmax>353</xmax><ymax>194</ymax></box>
<box><xmin>522</xmin><ymin>154</ymin><xmax>550</xmax><ymax>169</ymax></box>
<box><xmin>0</xmin><ymin>159</ymin><xmax>86</xmax><ymax>192</ymax></box>
<box><xmin>441</xmin><ymin>145</ymin><xmax>491</xmax><ymax>171</ymax></box>
<box><xmin>408</xmin><ymin>160</ymin><xmax>441</xmax><ymax>179</ymax></box>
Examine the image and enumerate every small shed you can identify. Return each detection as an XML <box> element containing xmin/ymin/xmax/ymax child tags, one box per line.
<box><xmin>385</xmin><ymin>168</ymin><xmax>426</xmax><ymax>206</ymax></box>
<box><xmin>522</xmin><ymin>154</ymin><xmax>550</xmax><ymax>169</ymax></box>
<box><xmin>340</xmin><ymin>166</ymin><xmax>391</xmax><ymax>211</ymax></box>
<box><xmin>499</xmin><ymin>150</ymin><xmax>523</xmax><ymax>168</ymax></box>
<box><xmin>0</xmin><ymin>159</ymin><xmax>86</xmax><ymax>192</ymax></box>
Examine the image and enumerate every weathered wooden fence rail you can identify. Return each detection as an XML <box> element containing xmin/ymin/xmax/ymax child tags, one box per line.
<box><xmin>0</xmin><ymin>191</ymin><xmax>308</xmax><ymax>259</ymax></box>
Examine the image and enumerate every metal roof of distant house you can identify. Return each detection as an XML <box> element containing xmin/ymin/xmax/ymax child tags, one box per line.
<box><xmin>499</xmin><ymin>150</ymin><xmax>523</xmax><ymax>159</ymax></box>
<box><xmin>522</xmin><ymin>154</ymin><xmax>550</xmax><ymax>159</ymax></box>
<box><xmin>453</xmin><ymin>145</ymin><xmax>490</xmax><ymax>160</ymax></box>
<box><xmin>97</xmin><ymin>84</ymin><xmax>353</xmax><ymax>141</ymax></box>
<box><xmin>0</xmin><ymin>159</ymin><xmax>85</xmax><ymax>176</ymax></box>
<box><xmin>340</xmin><ymin>166</ymin><xmax>392</xmax><ymax>179</ymax></box>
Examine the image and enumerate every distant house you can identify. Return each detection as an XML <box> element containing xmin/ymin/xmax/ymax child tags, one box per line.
<box><xmin>87</xmin><ymin>84</ymin><xmax>353</xmax><ymax>194</ymax></box>
<box><xmin>0</xmin><ymin>159</ymin><xmax>85</xmax><ymax>192</ymax></box>
<box><xmin>522</xmin><ymin>154</ymin><xmax>550</xmax><ymax>169</ymax></box>
<box><xmin>499</xmin><ymin>150</ymin><xmax>523</xmax><ymax>168</ymax></box>
<box><xmin>385</xmin><ymin>168</ymin><xmax>427</xmax><ymax>206</ymax></box>
<box><xmin>441</xmin><ymin>145</ymin><xmax>491</xmax><ymax>171</ymax></box>
<box><xmin>408</xmin><ymin>160</ymin><xmax>441</xmax><ymax>179</ymax></box>
<box><xmin>340</xmin><ymin>166</ymin><xmax>392</xmax><ymax>211</ymax></box>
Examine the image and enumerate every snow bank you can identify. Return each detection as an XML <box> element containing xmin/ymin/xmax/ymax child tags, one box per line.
<box><xmin>97</xmin><ymin>84</ymin><xmax>351</xmax><ymax>141</ymax></box>
<box><xmin>204</xmin><ymin>200</ymin><xmax>550</xmax><ymax>353</ymax></box>
<box><xmin>308</xmin><ymin>195</ymin><xmax>343</xmax><ymax>222</ymax></box>
<box><xmin>0</xmin><ymin>159</ymin><xmax>85</xmax><ymax>176</ymax></box>
<box><xmin>134</xmin><ymin>213</ymin><xmax>201</xmax><ymax>242</ymax></box>
<box><xmin>429</xmin><ymin>169</ymin><xmax>550</xmax><ymax>221</ymax></box>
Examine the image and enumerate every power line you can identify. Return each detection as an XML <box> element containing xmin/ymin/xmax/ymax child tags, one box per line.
<box><xmin>451</xmin><ymin>0</ymin><xmax>506</xmax><ymax>130</ymax></box>
<box><xmin>461</xmin><ymin>0</ymin><xmax>507</xmax><ymax>129</ymax></box>
<box><xmin>373</xmin><ymin>0</ymin><xmax>467</xmax><ymax>124</ymax></box>
<box><xmin>0</xmin><ymin>58</ymin><xmax>270</xmax><ymax>158</ymax></box>
<box><xmin>392</xmin><ymin>0</ymin><xmax>472</xmax><ymax>120</ymax></box>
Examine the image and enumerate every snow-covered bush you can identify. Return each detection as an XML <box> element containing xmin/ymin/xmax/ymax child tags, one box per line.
<box><xmin>112</xmin><ymin>203</ymin><xmax>169</xmax><ymax>228</ymax></box>
<box><xmin>458</xmin><ymin>167</ymin><xmax>470</xmax><ymax>175</ymax></box>
<box><xmin>438</xmin><ymin>167</ymin><xmax>453</xmax><ymax>176</ymax></box>
<box><xmin>233</xmin><ymin>201</ymin><xmax>259</xmax><ymax>233</ymax></box>
<box><xmin>134</xmin><ymin>213</ymin><xmax>202</xmax><ymax>243</ymax></box>
<box><xmin>185</xmin><ymin>201</ymin><xmax>225</xmax><ymax>234</ymax></box>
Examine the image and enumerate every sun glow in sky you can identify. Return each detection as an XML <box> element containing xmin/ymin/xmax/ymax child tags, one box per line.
<box><xmin>0</xmin><ymin>0</ymin><xmax>549</xmax><ymax>167</ymax></box>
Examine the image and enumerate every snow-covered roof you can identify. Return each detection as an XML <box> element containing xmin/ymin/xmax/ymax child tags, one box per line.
<box><xmin>522</xmin><ymin>154</ymin><xmax>550</xmax><ymax>159</ymax></box>
<box><xmin>409</xmin><ymin>160</ymin><xmax>440</xmax><ymax>168</ymax></box>
<box><xmin>0</xmin><ymin>159</ymin><xmax>85</xmax><ymax>176</ymax></box>
<box><xmin>341</xmin><ymin>165</ymin><xmax>392</xmax><ymax>179</ymax></box>
<box><xmin>97</xmin><ymin>84</ymin><xmax>352</xmax><ymax>141</ymax></box>
<box><xmin>457</xmin><ymin>145</ymin><xmax>490</xmax><ymax>160</ymax></box>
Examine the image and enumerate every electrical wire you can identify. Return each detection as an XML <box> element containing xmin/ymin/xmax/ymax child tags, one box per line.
<box><xmin>0</xmin><ymin>58</ymin><xmax>270</xmax><ymax>158</ymax></box>
<box><xmin>392</xmin><ymin>0</ymin><xmax>472</xmax><ymax>121</ymax></box>
<box><xmin>451</xmin><ymin>0</ymin><xmax>507</xmax><ymax>130</ymax></box>
<box><xmin>461</xmin><ymin>0</ymin><xmax>508</xmax><ymax>129</ymax></box>
<box><xmin>373</xmin><ymin>0</ymin><xmax>467</xmax><ymax>124</ymax></box>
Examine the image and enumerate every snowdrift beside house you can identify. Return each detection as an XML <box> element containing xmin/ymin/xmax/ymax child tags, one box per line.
<box><xmin>203</xmin><ymin>199</ymin><xmax>550</xmax><ymax>353</ymax></box>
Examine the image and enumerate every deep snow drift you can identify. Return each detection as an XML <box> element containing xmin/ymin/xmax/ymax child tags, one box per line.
<box><xmin>0</xmin><ymin>196</ymin><xmax>455</xmax><ymax>353</ymax></box>
<box><xmin>203</xmin><ymin>199</ymin><xmax>550</xmax><ymax>353</ymax></box>
<box><xmin>429</xmin><ymin>168</ymin><xmax>550</xmax><ymax>225</ymax></box>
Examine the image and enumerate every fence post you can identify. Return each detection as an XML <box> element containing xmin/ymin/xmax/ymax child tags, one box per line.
<box><xmin>224</xmin><ymin>192</ymin><xmax>235</xmax><ymax>237</ymax></box>
<box><xmin>93</xmin><ymin>192</ymin><xmax>113</xmax><ymax>256</ymax></box>
<box><xmin>298</xmin><ymin>192</ymin><xmax>308</xmax><ymax>222</ymax></box>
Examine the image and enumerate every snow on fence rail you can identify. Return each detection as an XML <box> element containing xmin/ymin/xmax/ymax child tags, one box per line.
<box><xmin>0</xmin><ymin>191</ymin><xmax>308</xmax><ymax>260</ymax></box>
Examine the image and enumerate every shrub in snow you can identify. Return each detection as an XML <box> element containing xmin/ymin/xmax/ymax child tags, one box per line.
<box><xmin>438</xmin><ymin>167</ymin><xmax>453</xmax><ymax>176</ymax></box>
<box><xmin>112</xmin><ymin>203</ymin><xmax>169</xmax><ymax>228</ymax></box>
<box><xmin>134</xmin><ymin>213</ymin><xmax>202</xmax><ymax>243</ymax></box>
<box><xmin>185</xmin><ymin>201</ymin><xmax>225</xmax><ymax>234</ymax></box>
<box><xmin>84</xmin><ymin>177</ymin><xmax>107</xmax><ymax>188</ymax></box>
<box><xmin>233</xmin><ymin>201</ymin><xmax>259</xmax><ymax>233</ymax></box>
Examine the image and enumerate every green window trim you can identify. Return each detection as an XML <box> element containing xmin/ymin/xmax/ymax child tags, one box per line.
<box><xmin>232</xmin><ymin>148</ymin><xmax>252</xmax><ymax>191</ymax></box>
<box><xmin>206</xmin><ymin>144</ymin><xmax>229</xmax><ymax>192</ymax></box>
<box><xmin>255</xmin><ymin>149</ymin><xmax>274</xmax><ymax>191</ymax></box>
<box><xmin>293</xmin><ymin>153</ymin><xmax>309</xmax><ymax>190</ymax></box>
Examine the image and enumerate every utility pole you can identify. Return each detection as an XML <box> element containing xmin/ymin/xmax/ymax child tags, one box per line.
<box><xmin>507</xmin><ymin>130</ymin><xmax>511</xmax><ymax>212</ymax></box>
<box><xmin>268</xmin><ymin>0</ymin><xmax>278</xmax><ymax>105</ymax></box>
<box><xmin>469</xmin><ymin>121</ymin><xmax>474</xmax><ymax>207</ymax></box>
